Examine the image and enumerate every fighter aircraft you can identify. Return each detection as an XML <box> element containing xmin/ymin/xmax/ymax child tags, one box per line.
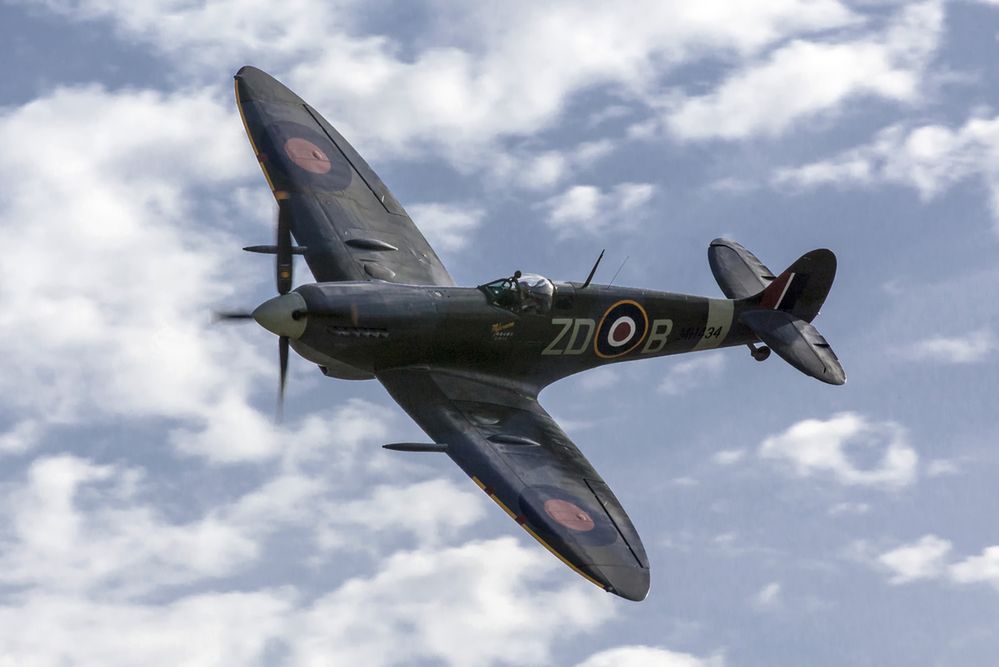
<box><xmin>220</xmin><ymin>66</ymin><xmax>845</xmax><ymax>602</ymax></box>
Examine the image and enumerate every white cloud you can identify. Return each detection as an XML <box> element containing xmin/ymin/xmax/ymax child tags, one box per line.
<box><xmin>576</xmin><ymin>645</ymin><xmax>724</xmax><ymax>667</ymax></box>
<box><xmin>0</xmin><ymin>537</ymin><xmax>613</xmax><ymax>666</ymax></box>
<box><xmin>0</xmin><ymin>419</ymin><xmax>43</xmax><ymax>455</ymax></box>
<box><xmin>314</xmin><ymin>479</ymin><xmax>487</xmax><ymax>552</ymax></box>
<box><xmin>879</xmin><ymin>535</ymin><xmax>952</xmax><ymax>584</ymax></box>
<box><xmin>658</xmin><ymin>353</ymin><xmax>726</xmax><ymax>395</ymax></box>
<box><xmin>0</xmin><ymin>590</ymin><xmax>295</xmax><ymax>666</ymax></box>
<box><xmin>663</xmin><ymin>1</ymin><xmax>943</xmax><ymax>140</ymax></box>
<box><xmin>29</xmin><ymin>0</ymin><xmax>357</xmax><ymax>69</ymax></box>
<box><xmin>406</xmin><ymin>202</ymin><xmax>485</xmax><ymax>252</ymax></box>
<box><xmin>30</xmin><ymin>0</ymin><xmax>861</xmax><ymax>162</ymax></box>
<box><xmin>950</xmin><ymin>546</ymin><xmax>999</xmax><ymax>587</ymax></box>
<box><xmin>172</xmin><ymin>396</ymin><xmax>395</xmax><ymax>465</ymax></box>
<box><xmin>828</xmin><ymin>502</ymin><xmax>871</xmax><ymax>517</ymax></box>
<box><xmin>759</xmin><ymin>413</ymin><xmax>918</xmax><ymax>489</ymax></box>
<box><xmin>0</xmin><ymin>85</ymin><xmax>280</xmax><ymax>457</ymax></box>
<box><xmin>542</xmin><ymin>182</ymin><xmax>656</xmax><ymax>238</ymax></box>
<box><xmin>902</xmin><ymin>330</ymin><xmax>996</xmax><ymax>364</ymax></box>
<box><xmin>926</xmin><ymin>459</ymin><xmax>961</xmax><ymax>477</ymax></box>
<box><xmin>489</xmin><ymin>139</ymin><xmax>617</xmax><ymax>192</ymax></box>
<box><xmin>712</xmin><ymin>448</ymin><xmax>747</xmax><ymax>465</ymax></box>
<box><xmin>0</xmin><ymin>455</ymin><xmax>258</xmax><ymax>596</ymax></box>
<box><xmin>774</xmin><ymin>114</ymin><xmax>999</xmax><ymax>229</ymax></box>
<box><xmin>875</xmin><ymin>535</ymin><xmax>999</xmax><ymax>592</ymax></box>
<box><xmin>753</xmin><ymin>582</ymin><xmax>782</xmax><ymax>609</ymax></box>
<box><xmin>290</xmin><ymin>537</ymin><xmax>614</xmax><ymax>667</ymax></box>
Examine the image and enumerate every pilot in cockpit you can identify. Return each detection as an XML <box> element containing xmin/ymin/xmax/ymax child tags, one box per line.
<box><xmin>480</xmin><ymin>271</ymin><xmax>555</xmax><ymax>314</ymax></box>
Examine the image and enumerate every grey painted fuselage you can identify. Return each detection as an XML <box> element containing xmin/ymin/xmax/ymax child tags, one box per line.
<box><xmin>288</xmin><ymin>280</ymin><xmax>757</xmax><ymax>387</ymax></box>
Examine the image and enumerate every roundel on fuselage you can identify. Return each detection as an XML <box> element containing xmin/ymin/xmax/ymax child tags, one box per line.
<box><xmin>595</xmin><ymin>300</ymin><xmax>649</xmax><ymax>359</ymax></box>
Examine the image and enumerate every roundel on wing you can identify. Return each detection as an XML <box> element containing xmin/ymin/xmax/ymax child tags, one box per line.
<box><xmin>261</xmin><ymin>121</ymin><xmax>352</xmax><ymax>191</ymax></box>
<box><xmin>594</xmin><ymin>300</ymin><xmax>649</xmax><ymax>358</ymax></box>
<box><xmin>518</xmin><ymin>485</ymin><xmax>618</xmax><ymax>546</ymax></box>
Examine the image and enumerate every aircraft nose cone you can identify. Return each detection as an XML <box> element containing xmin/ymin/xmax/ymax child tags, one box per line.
<box><xmin>252</xmin><ymin>292</ymin><xmax>307</xmax><ymax>339</ymax></box>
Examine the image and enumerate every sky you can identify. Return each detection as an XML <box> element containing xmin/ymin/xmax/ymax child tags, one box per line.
<box><xmin>1</xmin><ymin>0</ymin><xmax>998</xmax><ymax>665</ymax></box>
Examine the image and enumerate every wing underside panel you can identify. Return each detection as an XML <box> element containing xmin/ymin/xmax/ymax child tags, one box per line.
<box><xmin>377</xmin><ymin>368</ymin><xmax>650</xmax><ymax>601</ymax></box>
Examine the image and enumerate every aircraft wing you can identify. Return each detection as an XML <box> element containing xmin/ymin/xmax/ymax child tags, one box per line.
<box><xmin>234</xmin><ymin>66</ymin><xmax>454</xmax><ymax>287</ymax></box>
<box><xmin>377</xmin><ymin>368</ymin><xmax>650</xmax><ymax>601</ymax></box>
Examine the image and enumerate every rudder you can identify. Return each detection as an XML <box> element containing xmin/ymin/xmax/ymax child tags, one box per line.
<box><xmin>755</xmin><ymin>249</ymin><xmax>835</xmax><ymax>323</ymax></box>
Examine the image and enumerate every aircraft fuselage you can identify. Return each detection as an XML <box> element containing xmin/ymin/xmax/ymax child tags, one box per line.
<box><xmin>279</xmin><ymin>280</ymin><xmax>758</xmax><ymax>387</ymax></box>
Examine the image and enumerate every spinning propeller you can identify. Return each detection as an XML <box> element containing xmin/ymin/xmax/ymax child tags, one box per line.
<box><xmin>215</xmin><ymin>200</ymin><xmax>304</xmax><ymax>421</ymax></box>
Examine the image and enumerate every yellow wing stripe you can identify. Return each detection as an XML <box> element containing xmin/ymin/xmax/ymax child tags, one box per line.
<box><xmin>472</xmin><ymin>476</ymin><xmax>607</xmax><ymax>591</ymax></box>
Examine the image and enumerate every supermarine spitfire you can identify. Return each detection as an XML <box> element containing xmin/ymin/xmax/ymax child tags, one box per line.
<box><xmin>221</xmin><ymin>66</ymin><xmax>846</xmax><ymax>602</ymax></box>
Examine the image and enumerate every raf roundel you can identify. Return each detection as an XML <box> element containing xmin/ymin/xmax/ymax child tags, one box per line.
<box><xmin>283</xmin><ymin>137</ymin><xmax>332</xmax><ymax>174</ymax></box>
<box><xmin>595</xmin><ymin>300</ymin><xmax>649</xmax><ymax>358</ymax></box>
<box><xmin>544</xmin><ymin>498</ymin><xmax>596</xmax><ymax>532</ymax></box>
<box><xmin>260</xmin><ymin>120</ymin><xmax>353</xmax><ymax>191</ymax></box>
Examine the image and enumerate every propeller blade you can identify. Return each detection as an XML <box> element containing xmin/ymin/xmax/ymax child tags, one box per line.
<box><xmin>277</xmin><ymin>335</ymin><xmax>289</xmax><ymax>422</ymax></box>
<box><xmin>213</xmin><ymin>311</ymin><xmax>254</xmax><ymax>323</ymax></box>
<box><xmin>276</xmin><ymin>200</ymin><xmax>293</xmax><ymax>295</ymax></box>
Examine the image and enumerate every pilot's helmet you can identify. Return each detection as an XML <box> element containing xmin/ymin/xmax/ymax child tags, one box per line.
<box><xmin>517</xmin><ymin>273</ymin><xmax>554</xmax><ymax>312</ymax></box>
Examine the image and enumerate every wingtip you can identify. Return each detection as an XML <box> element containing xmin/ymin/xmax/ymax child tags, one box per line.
<box><xmin>233</xmin><ymin>66</ymin><xmax>303</xmax><ymax>106</ymax></box>
<box><xmin>597</xmin><ymin>565</ymin><xmax>651</xmax><ymax>602</ymax></box>
<box><xmin>235</xmin><ymin>64</ymin><xmax>263</xmax><ymax>79</ymax></box>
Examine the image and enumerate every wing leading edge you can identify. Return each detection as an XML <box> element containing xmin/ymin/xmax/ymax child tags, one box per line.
<box><xmin>377</xmin><ymin>368</ymin><xmax>650</xmax><ymax>601</ymax></box>
<box><xmin>235</xmin><ymin>66</ymin><xmax>454</xmax><ymax>287</ymax></box>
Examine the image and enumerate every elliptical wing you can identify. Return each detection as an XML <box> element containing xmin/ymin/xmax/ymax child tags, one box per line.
<box><xmin>235</xmin><ymin>66</ymin><xmax>454</xmax><ymax>286</ymax></box>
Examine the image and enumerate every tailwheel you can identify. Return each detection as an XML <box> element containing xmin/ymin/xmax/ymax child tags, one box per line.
<box><xmin>749</xmin><ymin>344</ymin><xmax>771</xmax><ymax>362</ymax></box>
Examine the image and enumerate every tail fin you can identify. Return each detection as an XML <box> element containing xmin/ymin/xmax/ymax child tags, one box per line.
<box><xmin>710</xmin><ymin>240</ymin><xmax>845</xmax><ymax>385</ymax></box>
<box><xmin>755</xmin><ymin>248</ymin><xmax>836</xmax><ymax>323</ymax></box>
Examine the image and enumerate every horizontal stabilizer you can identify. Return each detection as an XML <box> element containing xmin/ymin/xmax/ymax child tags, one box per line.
<box><xmin>740</xmin><ymin>310</ymin><xmax>846</xmax><ymax>385</ymax></box>
<box><xmin>708</xmin><ymin>238</ymin><xmax>776</xmax><ymax>300</ymax></box>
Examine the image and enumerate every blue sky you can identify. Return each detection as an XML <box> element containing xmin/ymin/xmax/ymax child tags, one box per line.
<box><xmin>1</xmin><ymin>1</ymin><xmax>998</xmax><ymax>665</ymax></box>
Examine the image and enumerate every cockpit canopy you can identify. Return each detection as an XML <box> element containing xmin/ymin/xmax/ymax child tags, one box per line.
<box><xmin>480</xmin><ymin>272</ymin><xmax>555</xmax><ymax>314</ymax></box>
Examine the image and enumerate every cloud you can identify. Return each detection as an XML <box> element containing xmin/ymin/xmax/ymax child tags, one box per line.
<box><xmin>406</xmin><ymin>202</ymin><xmax>485</xmax><ymax>252</ymax></box>
<box><xmin>489</xmin><ymin>139</ymin><xmax>617</xmax><ymax>191</ymax></box>
<box><xmin>926</xmin><ymin>459</ymin><xmax>961</xmax><ymax>477</ymax></box>
<box><xmin>289</xmin><ymin>537</ymin><xmax>614</xmax><ymax>667</ymax></box>
<box><xmin>0</xmin><ymin>590</ymin><xmax>295</xmax><ymax>666</ymax></box>
<box><xmin>878</xmin><ymin>535</ymin><xmax>953</xmax><ymax>584</ymax></box>
<box><xmin>828</xmin><ymin>502</ymin><xmax>871</xmax><ymax>517</ymax></box>
<box><xmin>28</xmin><ymin>0</ymin><xmax>358</xmax><ymax>69</ymax></box>
<box><xmin>901</xmin><ymin>330</ymin><xmax>996</xmax><ymax>364</ymax></box>
<box><xmin>752</xmin><ymin>582</ymin><xmax>782</xmax><ymax>609</ymax></box>
<box><xmin>314</xmin><ymin>479</ymin><xmax>487</xmax><ymax>552</ymax></box>
<box><xmin>0</xmin><ymin>537</ymin><xmax>613</xmax><ymax>666</ymax></box>
<box><xmin>30</xmin><ymin>0</ymin><xmax>861</xmax><ymax>162</ymax></box>
<box><xmin>874</xmin><ymin>535</ymin><xmax>999</xmax><ymax>592</ymax></box>
<box><xmin>658</xmin><ymin>353</ymin><xmax>726</xmax><ymax>395</ymax></box>
<box><xmin>0</xmin><ymin>419</ymin><xmax>43</xmax><ymax>455</ymax></box>
<box><xmin>774</xmin><ymin>113</ymin><xmax>999</xmax><ymax>229</ymax></box>
<box><xmin>712</xmin><ymin>449</ymin><xmax>747</xmax><ymax>465</ymax></box>
<box><xmin>759</xmin><ymin>413</ymin><xmax>918</xmax><ymax>489</ymax></box>
<box><xmin>0</xmin><ymin>417</ymin><xmax>611</xmax><ymax>665</ymax></box>
<box><xmin>0</xmin><ymin>85</ymin><xmax>278</xmax><ymax>455</ymax></box>
<box><xmin>541</xmin><ymin>182</ymin><xmax>656</xmax><ymax>238</ymax></box>
<box><xmin>662</xmin><ymin>1</ymin><xmax>943</xmax><ymax>140</ymax></box>
<box><xmin>0</xmin><ymin>455</ymin><xmax>259</xmax><ymax>596</ymax></box>
<box><xmin>576</xmin><ymin>645</ymin><xmax>724</xmax><ymax>667</ymax></box>
<box><xmin>950</xmin><ymin>547</ymin><xmax>999</xmax><ymax>587</ymax></box>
